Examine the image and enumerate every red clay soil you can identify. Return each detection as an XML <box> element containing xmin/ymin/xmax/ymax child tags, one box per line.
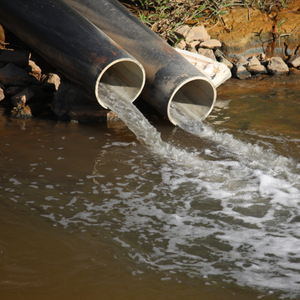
<box><xmin>203</xmin><ymin>0</ymin><xmax>300</xmax><ymax>59</ymax></box>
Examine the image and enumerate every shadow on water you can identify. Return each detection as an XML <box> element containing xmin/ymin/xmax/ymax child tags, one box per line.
<box><xmin>1</xmin><ymin>75</ymin><xmax>300</xmax><ymax>300</ymax></box>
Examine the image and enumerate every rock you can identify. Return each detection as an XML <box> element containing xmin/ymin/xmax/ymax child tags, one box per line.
<box><xmin>11</xmin><ymin>104</ymin><xmax>32</xmax><ymax>119</ymax></box>
<box><xmin>214</xmin><ymin>49</ymin><xmax>233</xmax><ymax>69</ymax></box>
<box><xmin>174</xmin><ymin>25</ymin><xmax>190</xmax><ymax>39</ymax></box>
<box><xmin>176</xmin><ymin>40</ymin><xmax>186</xmax><ymax>50</ymax></box>
<box><xmin>28</xmin><ymin>60</ymin><xmax>42</xmax><ymax>80</ymax></box>
<box><xmin>186</xmin><ymin>47</ymin><xmax>197</xmax><ymax>53</ymax></box>
<box><xmin>10</xmin><ymin>87</ymin><xmax>35</xmax><ymax>106</ymax></box>
<box><xmin>0</xmin><ymin>49</ymin><xmax>30</xmax><ymax>66</ymax></box>
<box><xmin>286</xmin><ymin>54</ymin><xmax>300</xmax><ymax>68</ymax></box>
<box><xmin>235</xmin><ymin>56</ymin><xmax>248</xmax><ymax>67</ymax></box>
<box><xmin>232</xmin><ymin>65</ymin><xmax>251</xmax><ymax>79</ymax></box>
<box><xmin>214</xmin><ymin>49</ymin><xmax>224</xmax><ymax>58</ymax></box>
<box><xmin>197</xmin><ymin>48</ymin><xmax>216</xmax><ymax>60</ymax></box>
<box><xmin>186</xmin><ymin>41</ymin><xmax>199</xmax><ymax>52</ymax></box>
<box><xmin>199</xmin><ymin>39</ymin><xmax>222</xmax><ymax>49</ymax></box>
<box><xmin>28</xmin><ymin>60</ymin><xmax>41</xmax><ymax>73</ymax></box>
<box><xmin>0</xmin><ymin>87</ymin><xmax>4</xmax><ymax>101</ymax></box>
<box><xmin>247</xmin><ymin>56</ymin><xmax>261</xmax><ymax>66</ymax></box>
<box><xmin>42</xmin><ymin>73</ymin><xmax>61</xmax><ymax>91</ymax></box>
<box><xmin>186</xmin><ymin>25</ymin><xmax>210</xmax><ymax>43</ymax></box>
<box><xmin>0</xmin><ymin>63</ymin><xmax>29</xmax><ymax>86</ymax></box>
<box><xmin>218</xmin><ymin>56</ymin><xmax>233</xmax><ymax>69</ymax></box>
<box><xmin>247</xmin><ymin>64</ymin><xmax>268</xmax><ymax>74</ymax></box>
<box><xmin>267</xmin><ymin>57</ymin><xmax>289</xmax><ymax>75</ymax></box>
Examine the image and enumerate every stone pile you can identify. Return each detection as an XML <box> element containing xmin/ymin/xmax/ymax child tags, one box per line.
<box><xmin>0</xmin><ymin>48</ymin><xmax>61</xmax><ymax>118</ymax></box>
<box><xmin>174</xmin><ymin>24</ymin><xmax>299</xmax><ymax>80</ymax></box>
<box><xmin>0</xmin><ymin>47</ymin><xmax>108</xmax><ymax>121</ymax></box>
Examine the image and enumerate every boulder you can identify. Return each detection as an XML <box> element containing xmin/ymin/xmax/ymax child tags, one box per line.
<box><xmin>218</xmin><ymin>56</ymin><xmax>233</xmax><ymax>69</ymax></box>
<box><xmin>235</xmin><ymin>56</ymin><xmax>248</xmax><ymax>67</ymax></box>
<box><xmin>186</xmin><ymin>41</ymin><xmax>199</xmax><ymax>53</ymax></box>
<box><xmin>42</xmin><ymin>73</ymin><xmax>61</xmax><ymax>91</ymax></box>
<box><xmin>197</xmin><ymin>48</ymin><xmax>216</xmax><ymax>60</ymax></box>
<box><xmin>214</xmin><ymin>49</ymin><xmax>233</xmax><ymax>69</ymax></box>
<box><xmin>174</xmin><ymin>25</ymin><xmax>190</xmax><ymax>39</ymax></box>
<box><xmin>232</xmin><ymin>65</ymin><xmax>251</xmax><ymax>79</ymax></box>
<box><xmin>28</xmin><ymin>60</ymin><xmax>42</xmax><ymax>80</ymax></box>
<box><xmin>247</xmin><ymin>64</ymin><xmax>268</xmax><ymax>74</ymax></box>
<box><xmin>247</xmin><ymin>56</ymin><xmax>261</xmax><ymax>66</ymax></box>
<box><xmin>186</xmin><ymin>25</ymin><xmax>210</xmax><ymax>43</ymax></box>
<box><xmin>199</xmin><ymin>39</ymin><xmax>222</xmax><ymax>49</ymax></box>
<box><xmin>287</xmin><ymin>54</ymin><xmax>300</xmax><ymax>68</ymax></box>
<box><xmin>176</xmin><ymin>40</ymin><xmax>186</xmax><ymax>50</ymax></box>
<box><xmin>267</xmin><ymin>57</ymin><xmax>289</xmax><ymax>75</ymax></box>
<box><xmin>0</xmin><ymin>63</ymin><xmax>29</xmax><ymax>86</ymax></box>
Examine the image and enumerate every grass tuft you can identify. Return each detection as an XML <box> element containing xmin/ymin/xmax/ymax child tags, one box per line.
<box><xmin>119</xmin><ymin>0</ymin><xmax>290</xmax><ymax>44</ymax></box>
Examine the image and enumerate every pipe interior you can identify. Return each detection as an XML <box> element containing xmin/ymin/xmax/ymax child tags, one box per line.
<box><xmin>97</xmin><ymin>60</ymin><xmax>145</xmax><ymax>108</ymax></box>
<box><xmin>168</xmin><ymin>78</ymin><xmax>216</xmax><ymax>126</ymax></box>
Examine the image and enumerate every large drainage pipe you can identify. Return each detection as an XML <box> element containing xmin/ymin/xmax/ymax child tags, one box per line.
<box><xmin>64</xmin><ymin>0</ymin><xmax>216</xmax><ymax>125</ymax></box>
<box><xmin>0</xmin><ymin>0</ymin><xmax>145</xmax><ymax>109</ymax></box>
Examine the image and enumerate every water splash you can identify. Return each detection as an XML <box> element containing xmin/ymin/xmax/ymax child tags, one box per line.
<box><xmin>98</xmin><ymin>85</ymin><xmax>205</xmax><ymax>168</ymax></box>
<box><xmin>2</xmin><ymin>85</ymin><xmax>286</xmax><ymax>298</ymax></box>
<box><xmin>96</xmin><ymin>86</ymin><xmax>300</xmax><ymax>297</ymax></box>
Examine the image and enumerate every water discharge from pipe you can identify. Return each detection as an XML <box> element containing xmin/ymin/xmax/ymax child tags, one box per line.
<box><xmin>99</xmin><ymin>84</ymin><xmax>201</xmax><ymax>166</ymax></box>
<box><xmin>170</xmin><ymin>103</ymin><xmax>293</xmax><ymax>172</ymax></box>
<box><xmin>79</xmin><ymin>84</ymin><xmax>300</xmax><ymax>298</ymax></box>
<box><xmin>99</xmin><ymin>81</ymin><xmax>296</xmax><ymax>178</ymax></box>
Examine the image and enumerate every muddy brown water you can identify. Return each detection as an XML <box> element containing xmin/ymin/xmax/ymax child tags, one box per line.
<box><xmin>1</xmin><ymin>76</ymin><xmax>300</xmax><ymax>300</ymax></box>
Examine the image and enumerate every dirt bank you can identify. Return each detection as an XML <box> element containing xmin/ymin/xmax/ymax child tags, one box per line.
<box><xmin>122</xmin><ymin>0</ymin><xmax>300</xmax><ymax>59</ymax></box>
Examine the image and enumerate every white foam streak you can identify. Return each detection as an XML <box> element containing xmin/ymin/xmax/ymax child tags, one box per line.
<box><xmin>92</xmin><ymin>85</ymin><xmax>300</xmax><ymax>297</ymax></box>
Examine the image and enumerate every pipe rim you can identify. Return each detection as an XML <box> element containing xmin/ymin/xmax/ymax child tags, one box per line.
<box><xmin>167</xmin><ymin>76</ymin><xmax>217</xmax><ymax>126</ymax></box>
<box><xmin>95</xmin><ymin>58</ymin><xmax>146</xmax><ymax>109</ymax></box>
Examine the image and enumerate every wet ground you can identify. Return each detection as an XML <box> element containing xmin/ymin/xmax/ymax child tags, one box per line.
<box><xmin>1</xmin><ymin>75</ymin><xmax>300</xmax><ymax>300</ymax></box>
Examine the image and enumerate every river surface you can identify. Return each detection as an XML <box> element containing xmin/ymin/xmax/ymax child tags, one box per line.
<box><xmin>1</xmin><ymin>76</ymin><xmax>300</xmax><ymax>300</ymax></box>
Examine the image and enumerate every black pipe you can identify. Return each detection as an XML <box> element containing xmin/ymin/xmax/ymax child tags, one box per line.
<box><xmin>64</xmin><ymin>0</ymin><xmax>216</xmax><ymax>125</ymax></box>
<box><xmin>0</xmin><ymin>0</ymin><xmax>145</xmax><ymax>109</ymax></box>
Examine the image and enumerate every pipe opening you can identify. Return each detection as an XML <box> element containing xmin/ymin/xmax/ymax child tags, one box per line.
<box><xmin>96</xmin><ymin>59</ymin><xmax>145</xmax><ymax>108</ymax></box>
<box><xmin>168</xmin><ymin>78</ymin><xmax>216</xmax><ymax>126</ymax></box>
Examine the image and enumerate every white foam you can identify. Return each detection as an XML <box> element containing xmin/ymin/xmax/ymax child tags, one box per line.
<box><xmin>45</xmin><ymin>196</ymin><xmax>59</xmax><ymax>201</ymax></box>
<box><xmin>46</xmin><ymin>185</ymin><xmax>55</xmax><ymax>189</ymax></box>
<box><xmin>34</xmin><ymin>87</ymin><xmax>300</xmax><ymax>297</ymax></box>
<box><xmin>9</xmin><ymin>178</ymin><xmax>22</xmax><ymax>185</ymax></box>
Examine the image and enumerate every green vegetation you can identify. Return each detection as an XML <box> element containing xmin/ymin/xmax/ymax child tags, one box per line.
<box><xmin>120</xmin><ymin>0</ymin><xmax>289</xmax><ymax>44</ymax></box>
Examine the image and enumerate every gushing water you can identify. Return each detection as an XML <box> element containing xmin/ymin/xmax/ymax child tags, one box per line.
<box><xmin>99</xmin><ymin>85</ymin><xmax>204</xmax><ymax>167</ymax></box>
<box><xmin>95</xmin><ymin>86</ymin><xmax>300</xmax><ymax>298</ymax></box>
<box><xmin>2</xmin><ymin>85</ymin><xmax>299</xmax><ymax>299</ymax></box>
